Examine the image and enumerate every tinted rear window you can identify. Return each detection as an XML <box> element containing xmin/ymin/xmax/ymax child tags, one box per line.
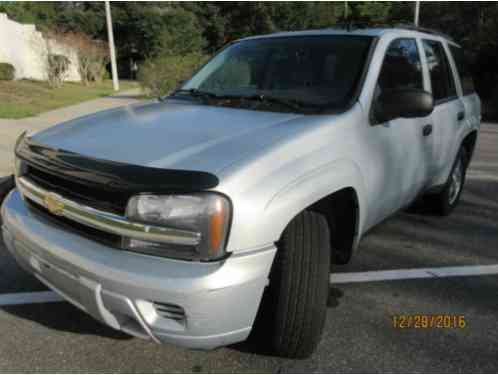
<box><xmin>422</xmin><ymin>40</ymin><xmax>457</xmax><ymax>102</ymax></box>
<box><xmin>449</xmin><ymin>45</ymin><xmax>476</xmax><ymax>95</ymax></box>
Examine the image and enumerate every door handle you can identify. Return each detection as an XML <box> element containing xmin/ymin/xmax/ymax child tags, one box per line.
<box><xmin>457</xmin><ymin>111</ymin><xmax>465</xmax><ymax>121</ymax></box>
<box><xmin>423</xmin><ymin>124</ymin><xmax>433</xmax><ymax>137</ymax></box>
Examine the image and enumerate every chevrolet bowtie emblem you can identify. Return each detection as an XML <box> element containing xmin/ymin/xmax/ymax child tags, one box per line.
<box><xmin>44</xmin><ymin>193</ymin><xmax>64</xmax><ymax>216</ymax></box>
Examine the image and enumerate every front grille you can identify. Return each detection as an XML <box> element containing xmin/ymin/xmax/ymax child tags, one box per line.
<box><xmin>26</xmin><ymin>198</ymin><xmax>122</xmax><ymax>249</ymax></box>
<box><xmin>26</xmin><ymin>164</ymin><xmax>129</xmax><ymax>215</ymax></box>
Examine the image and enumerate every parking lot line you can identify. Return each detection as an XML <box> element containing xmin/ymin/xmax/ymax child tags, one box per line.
<box><xmin>0</xmin><ymin>291</ymin><xmax>63</xmax><ymax>306</ymax></box>
<box><xmin>331</xmin><ymin>264</ymin><xmax>498</xmax><ymax>283</ymax></box>
<box><xmin>466</xmin><ymin>171</ymin><xmax>498</xmax><ymax>182</ymax></box>
<box><xmin>0</xmin><ymin>265</ymin><xmax>497</xmax><ymax>306</ymax></box>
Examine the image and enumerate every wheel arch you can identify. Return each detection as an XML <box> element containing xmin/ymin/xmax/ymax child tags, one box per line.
<box><xmin>308</xmin><ymin>187</ymin><xmax>360</xmax><ymax>265</ymax></box>
<box><xmin>460</xmin><ymin>130</ymin><xmax>478</xmax><ymax>167</ymax></box>
<box><xmin>266</xmin><ymin>159</ymin><xmax>367</xmax><ymax>264</ymax></box>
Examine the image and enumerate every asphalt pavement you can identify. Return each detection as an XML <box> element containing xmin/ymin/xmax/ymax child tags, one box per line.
<box><xmin>0</xmin><ymin>123</ymin><xmax>497</xmax><ymax>373</ymax></box>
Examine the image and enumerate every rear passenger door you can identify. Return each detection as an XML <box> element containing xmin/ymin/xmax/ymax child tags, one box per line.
<box><xmin>448</xmin><ymin>44</ymin><xmax>481</xmax><ymax>134</ymax></box>
<box><xmin>421</xmin><ymin>39</ymin><xmax>465</xmax><ymax>185</ymax></box>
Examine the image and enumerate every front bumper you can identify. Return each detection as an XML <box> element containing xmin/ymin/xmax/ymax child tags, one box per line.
<box><xmin>2</xmin><ymin>190</ymin><xmax>276</xmax><ymax>349</ymax></box>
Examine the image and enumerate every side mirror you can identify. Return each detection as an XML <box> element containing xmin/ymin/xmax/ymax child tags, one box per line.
<box><xmin>374</xmin><ymin>89</ymin><xmax>434</xmax><ymax>123</ymax></box>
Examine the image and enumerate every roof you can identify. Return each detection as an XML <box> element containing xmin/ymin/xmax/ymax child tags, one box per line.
<box><xmin>239</xmin><ymin>26</ymin><xmax>457</xmax><ymax>45</ymax></box>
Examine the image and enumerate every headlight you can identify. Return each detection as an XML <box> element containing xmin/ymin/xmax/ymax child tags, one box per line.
<box><xmin>123</xmin><ymin>193</ymin><xmax>231</xmax><ymax>261</ymax></box>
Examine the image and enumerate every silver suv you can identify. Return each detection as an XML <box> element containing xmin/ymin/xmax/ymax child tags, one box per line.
<box><xmin>1</xmin><ymin>27</ymin><xmax>480</xmax><ymax>358</ymax></box>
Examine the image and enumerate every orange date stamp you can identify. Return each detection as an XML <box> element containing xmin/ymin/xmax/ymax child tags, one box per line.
<box><xmin>392</xmin><ymin>314</ymin><xmax>466</xmax><ymax>329</ymax></box>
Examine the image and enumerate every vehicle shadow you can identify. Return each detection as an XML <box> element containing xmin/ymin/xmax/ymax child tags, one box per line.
<box><xmin>1</xmin><ymin>302</ymin><xmax>132</xmax><ymax>341</ymax></box>
<box><xmin>338</xmin><ymin>175</ymin><xmax>498</xmax><ymax>275</ymax></box>
<box><xmin>229</xmin><ymin>286</ymin><xmax>344</xmax><ymax>357</ymax></box>
<box><xmin>327</xmin><ymin>286</ymin><xmax>344</xmax><ymax>308</ymax></box>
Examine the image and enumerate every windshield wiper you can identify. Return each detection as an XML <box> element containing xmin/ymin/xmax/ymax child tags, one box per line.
<box><xmin>167</xmin><ymin>91</ymin><xmax>323</xmax><ymax>113</ymax></box>
<box><xmin>225</xmin><ymin>94</ymin><xmax>320</xmax><ymax>113</ymax></box>
<box><xmin>168</xmin><ymin>88</ymin><xmax>221</xmax><ymax>101</ymax></box>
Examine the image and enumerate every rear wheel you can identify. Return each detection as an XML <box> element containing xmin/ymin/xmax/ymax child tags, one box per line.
<box><xmin>254</xmin><ymin>210</ymin><xmax>331</xmax><ymax>358</ymax></box>
<box><xmin>430</xmin><ymin>147</ymin><xmax>467</xmax><ymax>216</ymax></box>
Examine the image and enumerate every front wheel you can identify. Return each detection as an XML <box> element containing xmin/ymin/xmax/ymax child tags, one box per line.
<box><xmin>254</xmin><ymin>210</ymin><xmax>331</xmax><ymax>358</ymax></box>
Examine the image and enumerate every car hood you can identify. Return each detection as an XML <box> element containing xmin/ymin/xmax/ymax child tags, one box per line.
<box><xmin>33</xmin><ymin>100</ymin><xmax>302</xmax><ymax>175</ymax></box>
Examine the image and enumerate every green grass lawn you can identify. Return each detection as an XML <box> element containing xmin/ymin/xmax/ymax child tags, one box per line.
<box><xmin>0</xmin><ymin>79</ymin><xmax>138</xmax><ymax>119</ymax></box>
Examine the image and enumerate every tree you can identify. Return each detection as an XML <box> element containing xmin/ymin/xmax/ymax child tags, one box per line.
<box><xmin>181</xmin><ymin>3</ymin><xmax>227</xmax><ymax>53</ymax></box>
<box><xmin>309</xmin><ymin>2</ymin><xmax>343</xmax><ymax>28</ymax></box>
<box><xmin>269</xmin><ymin>2</ymin><xmax>314</xmax><ymax>31</ymax></box>
<box><xmin>156</xmin><ymin>7</ymin><xmax>206</xmax><ymax>56</ymax></box>
<box><xmin>1</xmin><ymin>0</ymin><xmax>497</xmax><ymax>116</ymax></box>
<box><xmin>217</xmin><ymin>2</ymin><xmax>275</xmax><ymax>41</ymax></box>
<box><xmin>356</xmin><ymin>2</ymin><xmax>392</xmax><ymax>24</ymax></box>
<box><xmin>0</xmin><ymin>2</ymin><xmax>58</xmax><ymax>31</ymax></box>
<box><xmin>54</xmin><ymin>2</ymin><xmax>105</xmax><ymax>37</ymax></box>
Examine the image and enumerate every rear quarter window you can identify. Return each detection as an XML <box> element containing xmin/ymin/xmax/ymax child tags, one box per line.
<box><xmin>449</xmin><ymin>45</ymin><xmax>476</xmax><ymax>96</ymax></box>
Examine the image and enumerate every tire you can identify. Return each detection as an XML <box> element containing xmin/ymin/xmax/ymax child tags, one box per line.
<box><xmin>254</xmin><ymin>210</ymin><xmax>331</xmax><ymax>358</ymax></box>
<box><xmin>430</xmin><ymin>147</ymin><xmax>468</xmax><ymax>216</ymax></box>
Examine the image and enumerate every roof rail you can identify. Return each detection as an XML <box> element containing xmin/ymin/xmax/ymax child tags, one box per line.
<box><xmin>326</xmin><ymin>21</ymin><xmax>379</xmax><ymax>32</ymax></box>
<box><xmin>323</xmin><ymin>22</ymin><xmax>456</xmax><ymax>42</ymax></box>
<box><xmin>394</xmin><ymin>24</ymin><xmax>455</xmax><ymax>42</ymax></box>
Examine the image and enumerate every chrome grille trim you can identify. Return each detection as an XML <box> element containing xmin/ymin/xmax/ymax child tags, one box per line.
<box><xmin>16</xmin><ymin>176</ymin><xmax>202</xmax><ymax>246</ymax></box>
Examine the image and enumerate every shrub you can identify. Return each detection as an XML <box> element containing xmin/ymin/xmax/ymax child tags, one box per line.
<box><xmin>138</xmin><ymin>53</ymin><xmax>208</xmax><ymax>97</ymax></box>
<box><xmin>59</xmin><ymin>32</ymin><xmax>109</xmax><ymax>85</ymax></box>
<box><xmin>78</xmin><ymin>40</ymin><xmax>109</xmax><ymax>84</ymax></box>
<box><xmin>0</xmin><ymin>63</ymin><xmax>15</xmax><ymax>81</ymax></box>
<box><xmin>47</xmin><ymin>54</ymin><xmax>70</xmax><ymax>88</ymax></box>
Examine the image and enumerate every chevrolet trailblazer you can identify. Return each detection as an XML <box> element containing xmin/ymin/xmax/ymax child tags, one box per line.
<box><xmin>1</xmin><ymin>27</ymin><xmax>480</xmax><ymax>358</ymax></box>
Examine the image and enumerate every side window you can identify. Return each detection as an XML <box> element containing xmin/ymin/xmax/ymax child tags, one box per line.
<box><xmin>422</xmin><ymin>40</ymin><xmax>457</xmax><ymax>102</ymax></box>
<box><xmin>377</xmin><ymin>38</ymin><xmax>423</xmax><ymax>92</ymax></box>
<box><xmin>449</xmin><ymin>45</ymin><xmax>476</xmax><ymax>95</ymax></box>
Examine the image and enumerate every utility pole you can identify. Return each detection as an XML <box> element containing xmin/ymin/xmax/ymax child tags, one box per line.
<box><xmin>105</xmin><ymin>1</ymin><xmax>119</xmax><ymax>91</ymax></box>
<box><xmin>414</xmin><ymin>1</ymin><xmax>420</xmax><ymax>26</ymax></box>
<box><xmin>344</xmin><ymin>1</ymin><xmax>348</xmax><ymax>20</ymax></box>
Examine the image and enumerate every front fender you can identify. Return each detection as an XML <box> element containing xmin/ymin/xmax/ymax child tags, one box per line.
<box><xmin>224</xmin><ymin>158</ymin><xmax>368</xmax><ymax>253</ymax></box>
<box><xmin>265</xmin><ymin>158</ymin><xmax>368</xmax><ymax>246</ymax></box>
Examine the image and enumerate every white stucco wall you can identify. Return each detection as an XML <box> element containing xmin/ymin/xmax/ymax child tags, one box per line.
<box><xmin>0</xmin><ymin>13</ymin><xmax>80</xmax><ymax>81</ymax></box>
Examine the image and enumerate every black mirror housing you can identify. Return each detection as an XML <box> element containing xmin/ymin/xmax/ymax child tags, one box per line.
<box><xmin>374</xmin><ymin>89</ymin><xmax>434</xmax><ymax>123</ymax></box>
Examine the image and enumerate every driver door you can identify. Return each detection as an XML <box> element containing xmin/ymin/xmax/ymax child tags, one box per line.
<box><xmin>366</xmin><ymin>38</ymin><xmax>433</xmax><ymax>224</ymax></box>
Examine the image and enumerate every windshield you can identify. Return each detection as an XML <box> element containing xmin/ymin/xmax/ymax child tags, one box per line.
<box><xmin>178</xmin><ymin>35</ymin><xmax>373</xmax><ymax>114</ymax></box>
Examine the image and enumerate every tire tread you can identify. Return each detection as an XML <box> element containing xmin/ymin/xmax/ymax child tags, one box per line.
<box><xmin>266</xmin><ymin>210</ymin><xmax>331</xmax><ymax>358</ymax></box>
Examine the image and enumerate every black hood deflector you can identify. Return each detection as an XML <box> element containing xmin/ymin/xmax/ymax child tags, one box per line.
<box><xmin>15</xmin><ymin>133</ymin><xmax>219</xmax><ymax>194</ymax></box>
